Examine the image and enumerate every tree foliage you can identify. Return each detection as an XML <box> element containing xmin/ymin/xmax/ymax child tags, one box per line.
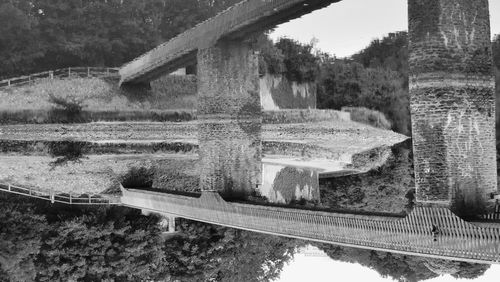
<box><xmin>317</xmin><ymin>57</ymin><xmax>411</xmax><ymax>135</ymax></box>
<box><xmin>0</xmin><ymin>194</ymin><xmax>298</xmax><ymax>282</ymax></box>
<box><xmin>0</xmin><ymin>198</ymin><xmax>46</xmax><ymax>282</ymax></box>
<box><xmin>0</xmin><ymin>0</ymin><xmax>240</xmax><ymax>78</ymax></box>
<box><xmin>317</xmin><ymin>243</ymin><xmax>490</xmax><ymax>282</ymax></box>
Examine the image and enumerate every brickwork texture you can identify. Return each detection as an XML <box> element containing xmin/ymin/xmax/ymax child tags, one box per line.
<box><xmin>197</xmin><ymin>40</ymin><xmax>262</xmax><ymax>194</ymax></box>
<box><xmin>409</xmin><ymin>0</ymin><xmax>497</xmax><ymax>207</ymax></box>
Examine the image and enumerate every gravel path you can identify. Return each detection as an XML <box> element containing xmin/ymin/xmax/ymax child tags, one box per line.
<box><xmin>0</xmin><ymin>121</ymin><xmax>408</xmax><ymax>156</ymax></box>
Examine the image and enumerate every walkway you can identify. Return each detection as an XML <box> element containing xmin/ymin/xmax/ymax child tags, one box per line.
<box><xmin>121</xmin><ymin>188</ymin><xmax>500</xmax><ymax>264</ymax></box>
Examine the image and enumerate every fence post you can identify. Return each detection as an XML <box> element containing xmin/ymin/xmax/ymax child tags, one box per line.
<box><xmin>49</xmin><ymin>71</ymin><xmax>54</xmax><ymax>80</ymax></box>
<box><xmin>68</xmin><ymin>67</ymin><xmax>71</xmax><ymax>77</ymax></box>
<box><xmin>70</xmin><ymin>194</ymin><xmax>72</xmax><ymax>204</ymax></box>
<box><xmin>87</xmin><ymin>67</ymin><xmax>90</xmax><ymax>77</ymax></box>
<box><xmin>89</xmin><ymin>194</ymin><xmax>91</xmax><ymax>204</ymax></box>
<box><xmin>28</xmin><ymin>76</ymin><xmax>31</xmax><ymax>84</ymax></box>
<box><xmin>8</xmin><ymin>184</ymin><xmax>11</xmax><ymax>191</ymax></box>
<box><xmin>7</xmin><ymin>80</ymin><xmax>10</xmax><ymax>87</ymax></box>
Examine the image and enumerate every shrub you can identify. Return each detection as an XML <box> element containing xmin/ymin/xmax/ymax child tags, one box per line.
<box><xmin>275</xmin><ymin>38</ymin><xmax>319</xmax><ymax>83</ymax></box>
<box><xmin>47</xmin><ymin>140</ymin><xmax>88</xmax><ymax>169</ymax></box>
<box><xmin>342</xmin><ymin>106</ymin><xmax>392</xmax><ymax>130</ymax></box>
<box><xmin>120</xmin><ymin>167</ymin><xmax>155</xmax><ymax>189</ymax></box>
<box><xmin>48</xmin><ymin>94</ymin><xmax>84</xmax><ymax>123</ymax></box>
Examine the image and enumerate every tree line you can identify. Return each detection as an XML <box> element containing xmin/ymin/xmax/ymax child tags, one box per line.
<box><xmin>0</xmin><ymin>0</ymin><xmax>240</xmax><ymax>78</ymax></box>
<box><xmin>0</xmin><ymin>194</ymin><xmax>297</xmax><ymax>281</ymax></box>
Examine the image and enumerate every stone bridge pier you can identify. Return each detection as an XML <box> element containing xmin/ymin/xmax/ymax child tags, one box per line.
<box><xmin>197</xmin><ymin>40</ymin><xmax>262</xmax><ymax>196</ymax></box>
<box><xmin>409</xmin><ymin>0</ymin><xmax>497</xmax><ymax>213</ymax></box>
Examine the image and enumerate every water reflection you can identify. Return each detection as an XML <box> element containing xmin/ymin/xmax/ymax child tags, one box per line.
<box><xmin>1</xmin><ymin>106</ymin><xmax>499</xmax><ymax>282</ymax></box>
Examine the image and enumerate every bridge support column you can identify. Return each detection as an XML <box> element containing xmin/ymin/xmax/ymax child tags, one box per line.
<box><xmin>408</xmin><ymin>0</ymin><xmax>497</xmax><ymax>213</ymax></box>
<box><xmin>197</xmin><ymin>40</ymin><xmax>262</xmax><ymax>196</ymax></box>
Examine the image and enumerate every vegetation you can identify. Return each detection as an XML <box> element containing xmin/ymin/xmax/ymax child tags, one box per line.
<box><xmin>48</xmin><ymin>93</ymin><xmax>84</xmax><ymax>123</ymax></box>
<box><xmin>341</xmin><ymin>106</ymin><xmax>392</xmax><ymax>130</ymax></box>
<box><xmin>120</xmin><ymin>166</ymin><xmax>155</xmax><ymax>189</ymax></box>
<box><xmin>150</xmin><ymin>74</ymin><xmax>197</xmax><ymax>109</ymax></box>
<box><xmin>47</xmin><ymin>140</ymin><xmax>88</xmax><ymax>169</ymax></box>
<box><xmin>0</xmin><ymin>194</ymin><xmax>298</xmax><ymax>282</ymax></box>
<box><xmin>316</xmin><ymin>243</ymin><xmax>490</xmax><ymax>282</ymax></box>
<box><xmin>1</xmin><ymin>1</ymin><xmax>500</xmax><ymax>280</ymax></box>
<box><xmin>318</xmin><ymin>140</ymin><xmax>414</xmax><ymax>214</ymax></box>
<box><xmin>0</xmin><ymin>0</ymin><xmax>240</xmax><ymax>78</ymax></box>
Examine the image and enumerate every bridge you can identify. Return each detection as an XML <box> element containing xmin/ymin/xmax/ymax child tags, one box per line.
<box><xmin>119</xmin><ymin>0</ymin><xmax>341</xmax><ymax>84</ymax></box>
<box><xmin>121</xmin><ymin>188</ymin><xmax>500</xmax><ymax>265</ymax></box>
<box><xmin>120</xmin><ymin>0</ymin><xmax>499</xmax><ymax>209</ymax></box>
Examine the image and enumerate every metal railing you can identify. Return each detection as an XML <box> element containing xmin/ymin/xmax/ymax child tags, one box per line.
<box><xmin>122</xmin><ymin>188</ymin><xmax>500</xmax><ymax>264</ymax></box>
<box><xmin>0</xmin><ymin>182</ymin><xmax>120</xmax><ymax>205</ymax></box>
<box><xmin>0</xmin><ymin>67</ymin><xmax>119</xmax><ymax>89</ymax></box>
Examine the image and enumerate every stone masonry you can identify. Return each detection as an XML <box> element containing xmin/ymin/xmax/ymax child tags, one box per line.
<box><xmin>409</xmin><ymin>0</ymin><xmax>497</xmax><ymax>208</ymax></box>
<box><xmin>197</xmin><ymin>40</ymin><xmax>262</xmax><ymax>195</ymax></box>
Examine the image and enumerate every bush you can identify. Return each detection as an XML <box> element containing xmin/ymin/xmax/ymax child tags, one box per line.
<box><xmin>48</xmin><ymin>94</ymin><xmax>84</xmax><ymax>123</ymax></box>
<box><xmin>47</xmin><ymin>140</ymin><xmax>88</xmax><ymax>169</ymax></box>
<box><xmin>342</xmin><ymin>106</ymin><xmax>392</xmax><ymax>130</ymax></box>
<box><xmin>275</xmin><ymin>38</ymin><xmax>319</xmax><ymax>83</ymax></box>
<box><xmin>255</xmin><ymin>33</ymin><xmax>285</xmax><ymax>77</ymax></box>
<box><xmin>120</xmin><ymin>166</ymin><xmax>155</xmax><ymax>189</ymax></box>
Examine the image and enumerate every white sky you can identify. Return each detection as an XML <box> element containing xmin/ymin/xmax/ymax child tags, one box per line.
<box><xmin>270</xmin><ymin>0</ymin><xmax>500</xmax><ymax>58</ymax></box>
<box><xmin>277</xmin><ymin>246</ymin><xmax>500</xmax><ymax>282</ymax></box>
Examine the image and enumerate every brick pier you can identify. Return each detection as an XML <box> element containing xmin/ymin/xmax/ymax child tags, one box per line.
<box><xmin>409</xmin><ymin>0</ymin><xmax>497</xmax><ymax>211</ymax></box>
<box><xmin>197</xmin><ymin>40</ymin><xmax>262</xmax><ymax>195</ymax></box>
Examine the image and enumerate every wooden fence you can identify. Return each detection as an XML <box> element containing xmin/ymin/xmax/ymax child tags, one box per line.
<box><xmin>0</xmin><ymin>182</ymin><xmax>120</xmax><ymax>205</ymax></box>
<box><xmin>0</xmin><ymin>67</ymin><xmax>119</xmax><ymax>89</ymax></box>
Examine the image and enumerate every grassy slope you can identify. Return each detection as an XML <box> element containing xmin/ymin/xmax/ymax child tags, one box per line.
<box><xmin>0</xmin><ymin>154</ymin><xmax>198</xmax><ymax>195</ymax></box>
<box><xmin>0</xmin><ymin>75</ymin><xmax>197</xmax><ymax>112</ymax></box>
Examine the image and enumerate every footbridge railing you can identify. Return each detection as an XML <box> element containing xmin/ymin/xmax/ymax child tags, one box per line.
<box><xmin>121</xmin><ymin>188</ymin><xmax>500</xmax><ymax>264</ymax></box>
<box><xmin>0</xmin><ymin>182</ymin><xmax>120</xmax><ymax>205</ymax></box>
<box><xmin>0</xmin><ymin>67</ymin><xmax>119</xmax><ymax>89</ymax></box>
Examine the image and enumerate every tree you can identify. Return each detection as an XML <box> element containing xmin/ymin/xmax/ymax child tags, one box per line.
<box><xmin>317</xmin><ymin>243</ymin><xmax>490</xmax><ymax>282</ymax></box>
<box><xmin>162</xmin><ymin>219</ymin><xmax>299</xmax><ymax>281</ymax></box>
<box><xmin>275</xmin><ymin>38</ymin><xmax>319</xmax><ymax>83</ymax></box>
<box><xmin>0</xmin><ymin>195</ymin><xmax>47</xmax><ymax>282</ymax></box>
<box><xmin>35</xmin><ymin>208</ymin><xmax>165</xmax><ymax>281</ymax></box>
<box><xmin>0</xmin><ymin>0</ymin><xmax>240</xmax><ymax>78</ymax></box>
<box><xmin>316</xmin><ymin>59</ymin><xmax>411</xmax><ymax>135</ymax></box>
<box><xmin>0</xmin><ymin>193</ymin><xmax>299</xmax><ymax>282</ymax></box>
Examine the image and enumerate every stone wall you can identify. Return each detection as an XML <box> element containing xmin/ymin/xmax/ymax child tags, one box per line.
<box><xmin>260</xmin><ymin>74</ymin><xmax>316</xmax><ymax>110</ymax></box>
<box><xmin>408</xmin><ymin>0</ymin><xmax>497</xmax><ymax>208</ymax></box>
<box><xmin>260</xmin><ymin>163</ymin><xmax>320</xmax><ymax>204</ymax></box>
<box><xmin>197</xmin><ymin>40</ymin><xmax>262</xmax><ymax>196</ymax></box>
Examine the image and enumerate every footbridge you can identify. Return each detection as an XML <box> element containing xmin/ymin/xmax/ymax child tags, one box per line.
<box><xmin>121</xmin><ymin>188</ymin><xmax>500</xmax><ymax>264</ymax></box>
<box><xmin>119</xmin><ymin>0</ymin><xmax>341</xmax><ymax>84</ymax></box>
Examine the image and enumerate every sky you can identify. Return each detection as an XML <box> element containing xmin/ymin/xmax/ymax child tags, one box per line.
<box><xmin>277</xmin><ymin>245</ymin><xmax>500</xmax><ymax>282</ymax></box>
<box><xmin>270</xmin><ymin>0</ymin><xmax>500</xmax><ymax>58</ymax></box>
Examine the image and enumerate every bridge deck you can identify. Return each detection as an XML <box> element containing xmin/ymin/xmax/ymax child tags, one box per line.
<box><xmin>121</xmin><ymin>188</ymin><xmax>500</xmax><ymax>264</ymax></box>
<box><xmin>119</xmin><ymin>0</ymin><xmax>341</xmax><ymax>84</ymax></box>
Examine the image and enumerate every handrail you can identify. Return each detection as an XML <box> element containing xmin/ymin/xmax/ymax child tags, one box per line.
<box><xmin>0</xmin><ymin>67</ymin><xmax>120</xmax><ymax>89</ymax></box>
<box><xmin>0</xmin><ymin>182</ymin><xmax>120</xmax><ymax>205</ymax></box>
